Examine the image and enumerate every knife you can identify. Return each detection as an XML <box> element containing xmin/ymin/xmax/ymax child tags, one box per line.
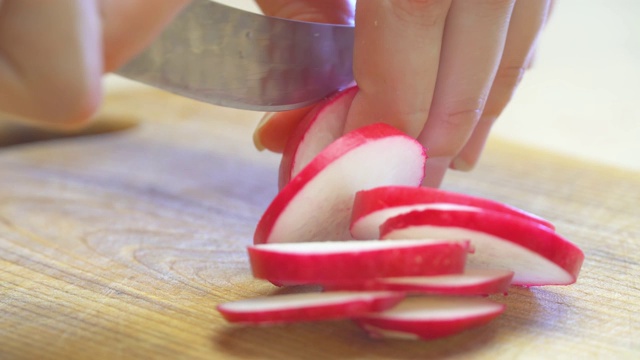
<box><xmin>115</xmin><ymin>0</ymin><xmax>355</xmax><ymax>112</ymax></box>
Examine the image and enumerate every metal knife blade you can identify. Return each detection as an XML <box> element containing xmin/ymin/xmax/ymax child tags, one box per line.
<box><xmin>115</xmin><ymin>0</ymin><xmax>355</xmax><ymax>111</ymax></box>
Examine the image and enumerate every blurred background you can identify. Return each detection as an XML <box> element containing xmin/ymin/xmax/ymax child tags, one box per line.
<box><xmin>106</xmin><ymin>0</ymin><xmax>640</xmax><ymax>171</ymax></box>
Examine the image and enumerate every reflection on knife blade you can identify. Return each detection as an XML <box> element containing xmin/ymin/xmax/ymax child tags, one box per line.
<box><xmin>115</xmin><ymin>0</ymin><xmax>355</xmax><ymax>111</ymax></box>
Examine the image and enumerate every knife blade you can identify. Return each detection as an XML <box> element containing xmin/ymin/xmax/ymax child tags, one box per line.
<box><xmin>115</xmin><ymin>0</ymin><xmax>355</xmax><ymax>112</ymax></box>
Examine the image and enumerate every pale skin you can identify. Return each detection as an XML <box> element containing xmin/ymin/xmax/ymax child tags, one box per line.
<box><xmin>0</xmin><ymin>0</ymin><xmax>552</xmax><ymax>187</ymax></box>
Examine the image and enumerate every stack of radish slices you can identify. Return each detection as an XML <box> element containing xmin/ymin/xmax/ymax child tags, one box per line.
<box><xmin>217</xmin><ymin>87</ymin><xmax>585</xmax><ymax>341</ymax></box>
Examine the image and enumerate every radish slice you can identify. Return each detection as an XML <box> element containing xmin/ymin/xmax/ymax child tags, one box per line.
<box><xmin>323</xmin><ymin>269</ymin><xmax>514</xmax><ymax>296</ymax></box>
<box><xmin>381</xmin><ymin>209</ymin><xmax>584</xmax><ymax>286</ymax></box>
<box><xmin>248</xmin><ymin>239</ymin><xmax>469</xmax><ymax>285</ymax></box>
<box><xmin>217</xmin><ymin>291</ymin><xmax>405</xmax><ymax>324</ymax></box>
<box><xmin>354</xmin><ymin>297</ymin><xmax>505</xmax><ymax>340</ymax></box>
<box><xmin>279</xmin><ymin>86</ymin><xmax>358</xmax><ymax>189</ymax></box>
<box><xmin>254</xmin><ymin>123</ymin><xmax>426</xmax><ymax>244</ymax></box>
<box><xmin>377</xmin><ymin>269</ymin><xmax>513</xmax><ymax>295</ymax></box>
<box><xmin>350</xmin><ymin>186</ymin><xmax>555</xmax><ymax>239</ymax></box>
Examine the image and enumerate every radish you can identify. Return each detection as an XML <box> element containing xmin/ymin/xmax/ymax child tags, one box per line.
<box><xmin>279</xmin><ymin>86</ymin><xmax>358</xmax><ymax>189</ymax></box>
<box><xmin>254</xmin><ymin>123</ymin><xmax>426</xmax><ymax>244</ymax></box>
<box><xmin>354</xmin><ymin>296</ymin><xmax>505</xmax><ymax>340</ymax></box>
<box><xmin>217</xmin><ymin>291</ymin><xmax>405</xmax><ymax>324</ymax></box>
<box><xmin>323</xmin><ymin>269</ymin><xmax>514</xmax><ymax>296</ymax></box>
<box><xmin>350</xmin><ymin>186</ymin><xmax>555</xmax><ymax>239</ymax></box>
<box><xmin>218</xmin><ymin>89</ymin><xmax>584</xmax><ymax>340</ymax></box>
<box><xmin>248</xmin><ymin>239</ymin><xmax>469</xmax><ymax>285</ymax></box>
<box><xmin>375</xmin><ymin>269</ymin><xmax>513</xmax><ymax>295</ymax></box>
<box><xmin>381</xmin><ymin>209</ymin><xmax>584</xmax><ymax>286</ymax></box>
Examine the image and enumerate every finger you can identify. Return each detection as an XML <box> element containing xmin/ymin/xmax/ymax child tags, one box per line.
<box><xmin>416</xmin><ymin>0</ymin><xmax>515</xmax><ymax>187</ymax></box>
<box><xmin>253</xmin><ymin>105</ymin><xmax>315</xmax><ymax>152</ymax></box>
<box><xmin>345</xmin><ymin>0</ymin><xmax>451</xmax><ymax>138</ymax></box>
<box><xmin>546</xmin><ymin>0</ymin><xmax>556</xmax><ymax>23</ymax></box>
<box><xmin>452</xmin><ymin>0</ymin><xmax>551</xmax><ymax>171</ymax></box>
<box><xmin>525</xmin><ymin>0</ymin><xmax>555</xmax><ymax>70</ymax></box>
<box><xmin>255</xmin><ymin>0</ymin><xmax>355</xmax><ymax>24</ymax></box>
<box><xmin>0</xmin><ymin>0</ymin><xmax>103</xmax><ymax>125</ymax></box>
<box><xmin>100</xmin><ymin>0</ymin><xmax>190</xmax><ymax>72</ymax></box>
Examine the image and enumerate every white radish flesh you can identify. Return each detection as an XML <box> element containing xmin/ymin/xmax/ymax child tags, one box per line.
<box><xmin>248</xmin><ymin>239</ymin><xmax>469</xmax><ymax>285</ymax></box>
<box><xmin>217</xmin><ymin>291</ymin><xmax>405</xmax><ymax>324</ymax></box>
<box><xmin>350</xmin><ymin>186</ymin><xmax>555</xmax><ymax>239</ymax></box>
<box><xmin>354</xmin><ymin>296</ymin><xmax>505</xmax><ymax>340</ymax></box>
<box><xmin>323</xmin><ymin>269</ymin><xmax>514</xmax><ymax>295</ymax></box>
<box><xmin>254</xmin><ymin>123</ymin><xmax>426</xmax><ymax>244</ymax></box>
<box><xmin>352</xmin><ymin>203</ymin><xmax>480</xmax><ymax>240</ymax></box>
<box><xmin>279</xmin><ymin>86</ymin><xmax>358</xmax><ymax>188</ymax></box>
<box><xmin>381</xmin><ymin>209</ymin><xmax>584</xmax><ymax>286</ymax></box>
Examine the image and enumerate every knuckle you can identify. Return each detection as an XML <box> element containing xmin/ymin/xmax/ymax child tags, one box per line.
<box><xmin>440</xmin><ymin>98</ymin><xmax>486</xmax><ymax>129</ymax></box>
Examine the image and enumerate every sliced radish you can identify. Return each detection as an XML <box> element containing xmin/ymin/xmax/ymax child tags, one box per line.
<box><xmin>350</xmin><ymin>186</ymin><xmax>555</xmax><ymax>239</ymax></box>
<box><xmin>217</xmin><ymin>291</ymin><xmax>405</xmax><ymax>324</ymax></box>
<box><xmin>323</xmin><ymin>269</ymin><xmax>514</xmax><ymax>296</ymax></box>
<box><xmin>279</xmin><ymin>86</ymin><xmax>358</xmax><ymax>188</ymax></box>
<box><xmin>354</xmin><ymin>296</ymin><xmax>505</xmax><ymax>340</ymax></box>
<box><xmin>254</xmin><ymin>123</ymin><xmax>426</xmax><ymax>244</ymax></box>
<box><xmin>248</xmin><ymin>239</ymin><xmax>469</xmax><ymax>285</ymax></box>
<box><xmin>377</xmin><ymin>269</ymin><xmax>513</xmax><ymax>295</ymax></box>
<box><xmin>381</xmin><ymin>209</ymin><xmax>584</xmax><ymax>286</ymax></box>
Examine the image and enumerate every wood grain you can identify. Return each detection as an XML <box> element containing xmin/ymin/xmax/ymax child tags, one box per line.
<box><xmin>1</xmin><ymin>88</ymin><xmax>639</xmax><ymax>359</ymax></box>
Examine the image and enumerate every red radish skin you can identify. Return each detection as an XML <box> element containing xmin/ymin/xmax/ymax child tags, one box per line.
<box><xmin>254</xmin><ymin>123</ymin><xmax>426</xmax><ymax>244</ymax></box>
<box><xmin>323</xmin><ymin>269</ymin><xmax>514</xmax><ymax>296</ymax></box>
<box><xmin>354</xmin><ymin>297</ymin><xmax>505</xmax><ymax>340</ymax></box>
<box><xmin>350</xmin><ymin>186</ymin><xmax>555</xmax><ymax>239</ymax></box>
<box><xmin>217</xmin><ymin>291</ymin><xmax>405</xmax><ymax>324</ymax></box>
<box><xmin>248</xmin><ymin>239</ymin><xmax>469</xmax><ymax>285</ymax></box>
<box><xmin>279</xmin><ymin>86</ymin><xmax>358</xmax><ymax>189</ymax></box>
<box><xmin>381</xmin><ymin>209</ymin><xmax>584</xmax><ymax>286</ymax></box>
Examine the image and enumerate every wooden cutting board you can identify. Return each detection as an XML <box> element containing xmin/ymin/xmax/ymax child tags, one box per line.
<box><xmin>1</xmin><ymin>88</ymin><xmax>639</xmax><ymax>359</ymax></box>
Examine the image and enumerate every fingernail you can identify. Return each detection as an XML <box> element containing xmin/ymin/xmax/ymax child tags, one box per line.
<box><xmin>451</xmin><ymin>157</ymin><xmax>473</xmax><ymax>171</ymax></box>
<box><xmin>252</xmin><ymin>112</ymin><xmax>274</xmax><ymax>151</ymax></box>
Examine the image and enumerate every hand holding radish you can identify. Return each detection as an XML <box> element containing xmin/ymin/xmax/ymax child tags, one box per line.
<box><xmin>254</xmin><ymin>0</ymin><xmax>552</xmax><ymax>187</ymax></box>
<box><xmin>2</xmin><ymin>0</ymin><xmax>549</xmax><ymax>184</ymax></box>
